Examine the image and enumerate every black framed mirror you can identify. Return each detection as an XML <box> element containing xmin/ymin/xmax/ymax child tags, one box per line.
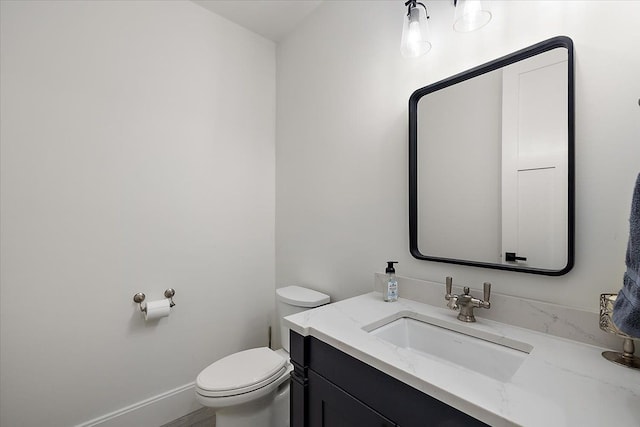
<box><xmin>409</xmin><ymin>36</ymin><xmax>574</xmax><ymax>276</ymax></box>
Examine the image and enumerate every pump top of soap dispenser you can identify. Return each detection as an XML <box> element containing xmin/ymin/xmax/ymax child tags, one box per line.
<box><xmin>386</xmin><ymin>261</ymin><xmax>398</xmax><ymax>274</ymax></box>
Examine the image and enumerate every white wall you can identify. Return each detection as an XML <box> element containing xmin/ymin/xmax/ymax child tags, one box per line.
<box><xmin>276</xmin><ymin>1</ymin><xmax>640</xmax><ymax>308</ymax></box>
<box><xmin>0</xmin><ymin>1</ymin><xmax>275</xmax><ymax>426</ymax></box>
<box><xmin>418</xmin><ymin>69</ymin><xmax>502</xmax><ymax>262</ymax></box>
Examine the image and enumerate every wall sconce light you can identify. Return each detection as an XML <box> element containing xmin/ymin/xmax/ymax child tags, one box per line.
<box><xmin>400</xmin><ymin>0</ymin><xmax>431</xmax><ymax>58</ymax></box>
<box><xmin>453</xmin><ymin>0</ymin><xmax>492</xmax><ymax>32</ymax></box>
<box><xmin>401</xmin><ymin>0</ymin><xmax>492</xmax><ymax>58</ymax></box>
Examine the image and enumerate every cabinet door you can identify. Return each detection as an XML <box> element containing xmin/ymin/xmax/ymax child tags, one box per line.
<box><xmin>308</xmin><ymin>370</ymin><xmax>396</xmax><ymax>427</ymax></box>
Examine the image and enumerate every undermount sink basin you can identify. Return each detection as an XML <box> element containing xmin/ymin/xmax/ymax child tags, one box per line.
<box><xmin>369</xmin><ymin>315</ymin><xmax>532</xmax><ymax>382</ymax></box>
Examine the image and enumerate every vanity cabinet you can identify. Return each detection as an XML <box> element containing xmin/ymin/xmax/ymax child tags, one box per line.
<box><xmin>308</xmin><ymin>370</ymin><xmax>395</xmax><ymax>426</ymax></box>
<box><xmin>290</xmin><ymin>331</ymin><xmax>488</xmax><ymax>427</ymax></box>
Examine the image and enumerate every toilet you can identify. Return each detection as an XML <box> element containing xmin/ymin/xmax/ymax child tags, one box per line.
<box><xmin>195</xmin><ymin>286</ymin><xmax>330</xmax><ymax>427</ymax></box>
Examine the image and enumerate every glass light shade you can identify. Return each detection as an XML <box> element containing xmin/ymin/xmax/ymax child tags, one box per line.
<box><xmin>453</xmin><ymin>0</ymin><xmax>491</xmax><ymax>32</ymax></box>
<box><xmin>401</xmin><ymin>4</ymin><xmax>431</xmax><ymax>58</ymax></box>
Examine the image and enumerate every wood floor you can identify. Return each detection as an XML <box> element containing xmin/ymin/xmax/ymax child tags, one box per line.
<box><xmin>160</xmin><ymin>407</ymin><xmax>215</xmax><ymax>427</ymax></box>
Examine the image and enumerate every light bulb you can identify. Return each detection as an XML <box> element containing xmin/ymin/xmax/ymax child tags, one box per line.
<box><xmin>406</xmin><ymin>20</ymin><xmax>422</xmax><ymax>56</ymax></box>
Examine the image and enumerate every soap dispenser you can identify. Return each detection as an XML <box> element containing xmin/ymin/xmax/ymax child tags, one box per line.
<box><xmin>384</xmin><ymin>261</ymin><xmax>398</xmax><ymax>302</ymax></box>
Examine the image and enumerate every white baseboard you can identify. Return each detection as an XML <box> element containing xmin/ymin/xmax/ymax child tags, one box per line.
<box><xmin>76</xmin><ymin>382</ymin><xmax>202</xmax><ymax>427</ymax></box>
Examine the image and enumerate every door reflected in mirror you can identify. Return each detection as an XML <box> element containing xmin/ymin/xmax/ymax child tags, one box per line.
<box><xmin>409</xmin><ymin>37</ymin><xmax>574</xmax><ymax>275</ymax></box>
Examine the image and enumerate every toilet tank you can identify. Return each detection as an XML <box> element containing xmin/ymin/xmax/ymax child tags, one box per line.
<box><xmin>276</xmin><ymin>286</ymin><xmax>330</xmax><ymax>352</ymax></box>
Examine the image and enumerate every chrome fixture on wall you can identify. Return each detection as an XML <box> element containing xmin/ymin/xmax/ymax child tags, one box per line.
<box><xmin>401</xmin><ymin>0</ymin><xmax>492</xmax><ymax>58</ymax></box>
<box><xmin>133</xmin><ymin>288</ymin><xmax>176</xmax><ymax>321</ymax></box>
<box><xmin>133</xmin><ymin>288</ymin><xmax>176</xmax><ymax>312</ymax></box>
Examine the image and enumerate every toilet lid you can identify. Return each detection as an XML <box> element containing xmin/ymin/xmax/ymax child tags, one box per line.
<box><xmin>196</xmin><ymin>347</ymin><xmax>288</xmax><ymax>397</ymax></box>
<box><xmin>276</xmin><ymin>286</ymin><xmax>330</xmax><ymax>307</ymax></box>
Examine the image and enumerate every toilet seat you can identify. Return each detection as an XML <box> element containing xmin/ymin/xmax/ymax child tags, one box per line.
<box><xmin>196</xmin><ymin>347</ymin><xmax>288</xmax><ymax>398</ymax></box>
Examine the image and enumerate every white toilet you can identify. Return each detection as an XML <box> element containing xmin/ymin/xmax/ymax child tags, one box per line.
<box><xmin>195</xmin><ymin>286</ymin><xmax>330</xmax><ymax>427</ymax></box>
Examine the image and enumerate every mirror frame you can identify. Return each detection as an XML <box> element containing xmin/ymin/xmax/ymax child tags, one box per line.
<box><xmin>409</xmin><ymin>36</ymin><xmax>574</xmax><ymax>276</ymax></box>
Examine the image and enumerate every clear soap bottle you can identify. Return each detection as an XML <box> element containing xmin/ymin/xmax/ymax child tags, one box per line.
<box><xmin>384</xmin><ymin>261</ymin><xmax>398</xmax><ymax>302</ymax></box>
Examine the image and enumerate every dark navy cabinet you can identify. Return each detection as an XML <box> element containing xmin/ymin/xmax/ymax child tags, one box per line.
<box><xmin>308</xmin><ymin>370</ymin><xmax>395</xmax><ymax>427</ymax></box>
<box><xmin>289</xmin><ymin>331</ymin><xmax>488</xmax><ymax>427</ymax></box>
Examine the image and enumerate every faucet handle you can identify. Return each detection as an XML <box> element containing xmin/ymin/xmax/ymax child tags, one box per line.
<box><xmin>480</xmin><ymin>282</ymin><xmax>491</xmax><ymax>309</ymax></box>
<box><xmin>447</xmin><ymin>295</ymin><xmax>459</xmax><ymax>310</ymax></box>
<box><xmin>445</xmin><ymin>277</ymin><xmax>458</xmax><ymax>310</ymax></box>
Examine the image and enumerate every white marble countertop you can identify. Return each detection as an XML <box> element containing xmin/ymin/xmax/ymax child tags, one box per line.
<box><xmin>284</xmin><ymin>292</ymin><xmax>640</xmax><ymax>427</ymax></box>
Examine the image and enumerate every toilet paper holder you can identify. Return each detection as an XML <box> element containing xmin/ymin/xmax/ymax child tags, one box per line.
<box><xmin>133</xmin><ymin>289</ymin><xmax>176</xmax><ymax>313</ymax></box>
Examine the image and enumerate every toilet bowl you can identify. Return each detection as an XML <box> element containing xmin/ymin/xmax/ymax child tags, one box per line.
<box><xmin>195</xmin><ymin>286</ymin><xmax>330</xmax><ymax>427</ymax></box>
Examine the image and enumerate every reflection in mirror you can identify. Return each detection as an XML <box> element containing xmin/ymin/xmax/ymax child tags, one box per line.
<box><xmin>409</xmin><ymin>36</ymin><xmax>574</xmax><ymax>275</ymax></box>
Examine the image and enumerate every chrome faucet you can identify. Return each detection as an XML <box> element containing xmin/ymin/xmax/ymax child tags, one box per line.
<box><xmin>445</xmin><ymin>276</ymin><xmax>491</xmax><ymax>322</ymax></box>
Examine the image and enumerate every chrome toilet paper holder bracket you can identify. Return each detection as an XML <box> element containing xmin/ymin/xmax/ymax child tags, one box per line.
<box><xmin>133</xmin><ymin>288</ymin><xmax>176</xmax><ymax>313</ymax></box>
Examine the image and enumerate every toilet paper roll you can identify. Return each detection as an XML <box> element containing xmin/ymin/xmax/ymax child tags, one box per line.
<box><xmin>144</xmin><ymin>299</ymin><xmax>171</xmax><ymax>321</ymax></box>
